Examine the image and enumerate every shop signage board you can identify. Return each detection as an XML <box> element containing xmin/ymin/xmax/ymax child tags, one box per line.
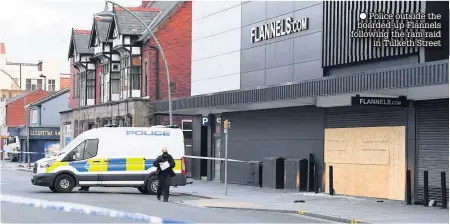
<box><xmin>20</xmin><ymin>127</ymin><xmax>61</xmax><ymax>140</ymax></box>
<box><xmin>251</xmin><ymin>17</ymin><xmax>309</xmax><ymax>43</ymax></box>
<box><xmin>202</xmin><ymin>117</ymin><xmax>222</xmax><ymax>127</ymax></box>
<box><xmin>351</xmin><ymin>96</ymin><xmax>409</xmax><ymax>107</ymax></box>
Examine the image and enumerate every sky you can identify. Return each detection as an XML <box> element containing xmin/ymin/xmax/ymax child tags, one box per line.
<box><xmin>0</xmin><ymin>0</ymin><xmax>143</xmax><ymax>73</ymax></box>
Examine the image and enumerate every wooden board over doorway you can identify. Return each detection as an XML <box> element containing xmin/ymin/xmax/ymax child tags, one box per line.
<box><xmin>324</xmin><ymin>126</ymin><xmax>405</xmax><ymax>200</ymax></box>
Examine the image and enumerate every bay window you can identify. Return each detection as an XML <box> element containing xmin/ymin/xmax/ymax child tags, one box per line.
<box><xmin>120</xmin><ymin>56</ymin><xmax>130</xmax><ymax>99</ymax></box>
<box><xmin>101</xmin><ymin>63</ymin><xmax>109</xmax><ymax>103</ymax></box>
<box><xmin>130</xmin><ymin>56</ymin><xmax>141</xmax><ymax>97</ymax></box>
<box><xmin>87</xmin><ymin>71</ymin><xmax>95</xmax><ymax>104</ymax></box>
<box><xmin>78</xmin><ymin>71</ymin><xmax>86</xmax><ymax>107</ymax></box>
<box><xmin>111</xmin><ymin>72</ymin><xmax>120</xmax><ymax>100</ymax></box>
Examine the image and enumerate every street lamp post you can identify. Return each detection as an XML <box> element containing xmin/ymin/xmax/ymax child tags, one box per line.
<box><xmin>0</xmin><ymin>69</ymin><xmax>30</xmax><ymax>168</ymax></box>
<box><xmin>97</xmin><ymin>1</ymin><xmax>173</xmax><ymax>126</ymax></box>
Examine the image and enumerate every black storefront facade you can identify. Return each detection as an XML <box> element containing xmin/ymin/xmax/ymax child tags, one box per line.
<box><xmin>18</xmin><ymin>127</ymin><xmax>61</xmax><ymax>163</ymax></box>
<box><xmin>155</xmin><ymin>1</ymin><xmax>449</xmax><ymax>203</ymax></box>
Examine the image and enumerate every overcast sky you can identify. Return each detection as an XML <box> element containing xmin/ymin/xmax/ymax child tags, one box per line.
<box><xmin>0</xmin><ymin>0</ymin><xmax>143</xmax><ymax>73</ymax></box>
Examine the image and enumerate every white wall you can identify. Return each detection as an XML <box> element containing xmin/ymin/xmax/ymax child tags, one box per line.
<box><xmin>0</xmin><ymin>101</ymin><xmax>5</xmax><ymax>126</ymax></box>
<box><xmin>191</xmin><ymin>1</ymin><xmax>242</xmax><ymax>96</ymax></box>
<box><xmin>0</xmin><ymin>55</ymin><xmax>62</xmax><ymax>92</ymax></box>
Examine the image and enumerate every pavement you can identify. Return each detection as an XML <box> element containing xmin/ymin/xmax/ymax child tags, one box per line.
<box><xmin>6</xmin><ymin>161</ymin><xmax>449</xmax><ymax>223</ymax></box>
<box><xmin>170</xmin><ymin>181</ymin><xmax>449</xmax><ymax>223</ymax></box>
<box><xmin>0</xmin><ymin>161</ymin><xmax>326</xmax><ymax>223</ymax></box>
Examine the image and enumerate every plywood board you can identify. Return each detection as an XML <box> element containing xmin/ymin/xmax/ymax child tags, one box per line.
<box><xmin>324</xmin><ymin>126</ymin><xmax>406</xmax><ymax>200</ymax></box>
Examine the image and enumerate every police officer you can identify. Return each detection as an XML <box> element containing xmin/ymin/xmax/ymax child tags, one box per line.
<box><xmin>153</xmin><ymin>147</ymin><xmax>175</xmax><ymax>202</ymax></box>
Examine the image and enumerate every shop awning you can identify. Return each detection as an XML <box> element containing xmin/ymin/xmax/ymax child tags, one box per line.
<box><xmin>154</xmin><ymin>60</ymin><xmax>448</xmax><ymax>115</ymax></box>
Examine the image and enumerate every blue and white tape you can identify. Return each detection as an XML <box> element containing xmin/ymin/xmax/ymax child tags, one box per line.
<box><xmin>1</xmin><ymin>194</ymin><xmax>187</xmax><ymax>223</ymax></box>
<box><xmin>1</xmin><ymin>150</ymin><xmax>43</xmax><ymax>154</ymax></box>
<box><xmin>183</xmin><ymin>155</ymin><xmax>247</xmax><ymax>163</ymax></box>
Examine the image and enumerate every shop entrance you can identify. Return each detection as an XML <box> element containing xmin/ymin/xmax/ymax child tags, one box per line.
<box><xmin>324</xmin><ymin>106</ymin><xmax>407</xmax><ymax>200</ymax></box>
<box><xmin>200</xmin><ymin>126</ymin><xmax>208</xmax><ymax>178</ymax></box>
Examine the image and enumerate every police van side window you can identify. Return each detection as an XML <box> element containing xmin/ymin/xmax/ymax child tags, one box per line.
<box><xmin>62</xmin><ymin>139</ymin><xmax>99</xmax><ymax>161</ymax></box>
<box><xmin>83</xmin><ymin>139</ymin><xmax>99</xmax><ymax>160</ymax></box>
<box><xmin>72</xmin><ymin>141</ymin><xmax>86</xmax><ymax>161</ymax></box>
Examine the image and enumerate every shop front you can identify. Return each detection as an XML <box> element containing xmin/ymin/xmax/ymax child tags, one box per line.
<box><xmin>155</xmin><ymin>0</ymin><xmax>449</xmax><ymax>203</ymax></box>
<box><xmin>19</xmin><ymin>127</ymin><xmax>61</xmax><ymax>163</ymax></box>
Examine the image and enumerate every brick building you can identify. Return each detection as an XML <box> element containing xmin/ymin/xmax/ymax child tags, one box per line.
<box><xmin>60</xmin><ymin>73</ymin><xmax>71</xmax><ymax>90</ymax></box>
<box><xmin>6</xmin><ymin>89</ymin><xmax>49</xmax><ymax>127</ymax></box>
<box><xmin>60</xmin><ymin>1</ymin><xmax>192</xmax><ymax>147</ymax></box>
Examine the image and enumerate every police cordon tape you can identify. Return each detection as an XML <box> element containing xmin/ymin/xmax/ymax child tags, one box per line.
<box><xmin>1</xmin><ymin>194</ymin><xmax>187</xmax><ymax>223</ymax></box>
<box><xmin>183</xmin><ymin>155</ymin><xmax>247</xmax><ymax>163</ymax></box>
<box><xmin>1</xmin><ymin>151</ymin><xmax>44</xmax><ymax>154</ymax></box>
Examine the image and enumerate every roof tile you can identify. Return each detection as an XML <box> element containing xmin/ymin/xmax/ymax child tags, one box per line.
<box><xmin>73</xmin><ymin>31</ymin><xmax>94</xmax><ymax>54</ymax></box>
<box><xmin>115</xmin><ymin>7</ymin><xmax>160</xmax><ymax>12</ymax></box>
<box><xmin>139</xmin><ymin>1</ymin><xmax>181</xmax><ymax>41</ymax></box>
<box><xmin>114</xmin><ymin>9</ymin><xmax>160</xmax><ymax>35</ymax></box>
<box><xmin>95</xmin><ymin>20</ymin><xmax>111</xmax><ymax>42</ymax></box>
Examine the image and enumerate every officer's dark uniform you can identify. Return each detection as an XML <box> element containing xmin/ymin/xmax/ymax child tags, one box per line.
<box><xmin>153</xmin><ymin>152</ymin><xmax>176</xmax><ymax>202</ymax></box>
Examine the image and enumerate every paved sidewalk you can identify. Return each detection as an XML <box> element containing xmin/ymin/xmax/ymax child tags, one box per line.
<box><xmin>1</xmin><ymin>161</ymin><xmax>32</xmax><ymax>172</ymax></box>
<box><xmin>172</xmin><ymin>180</ymin><xmax>449</xmax><ymax>223</ymax></box>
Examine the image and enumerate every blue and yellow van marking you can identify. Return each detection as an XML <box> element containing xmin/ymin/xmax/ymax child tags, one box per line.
<box><xmin>46</xmin><ymin>158</ymin><xmax>182</xmax><ymax>173</ymax></box>
<box><xmin>45</xmin><ymin>161</ymin><xmax>69</xmax><ymax>173</ymax></box>
<box><xmin>144</xmin><ymin>159</ymin><xmax>154</xmax><ymax>170</ymax></box>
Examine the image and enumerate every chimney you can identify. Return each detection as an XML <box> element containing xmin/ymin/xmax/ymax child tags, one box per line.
<box><xmin>141</xmin><ymin>1</ymin><xmax>151</xmax><ymax>7</ymax></box>
<box><xmin>0</xmin><ymin>43</ymin><xmax>5</xmax><ymax>55</ymax></box>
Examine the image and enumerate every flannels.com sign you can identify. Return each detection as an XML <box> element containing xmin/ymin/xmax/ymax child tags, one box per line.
<box><xmin>251</xmin><ymin>17</ymin><xmax>309</xmax><ymax>43</ymax></box>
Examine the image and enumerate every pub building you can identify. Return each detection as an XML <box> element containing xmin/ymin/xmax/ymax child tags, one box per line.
<box><xmin>153</xmin><ymin>0</ymin><xmax>449</xmax><ymax>205</ymax></box>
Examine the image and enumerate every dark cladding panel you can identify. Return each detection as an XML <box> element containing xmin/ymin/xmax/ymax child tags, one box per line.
<box><xmin>221</xmin><ymin>107</ymin><xmax>325</xmax><ymax>186</ymax></box>
<box><xmin>241</xmin><ymin>1</ymin><xmax>266</xmax><ymax>26</ymax></box>
<box><xmin>295</xmin><ymin>1</ymin><xmax>321</xmax><ymax>11</ymax></box>
<box><xmin>325</xmin><ymin>105</ymin><xmax>407</xmax><ymax>128</ymax></box>
<box><xmin>241</xmin><ymin>69</ymin><xmax>266</xmax><ymax>89</ymax></box>
<box><xmin>241</xmin><ymin>45</ymin><xmax>266</xmax><ymax>73</ymax></box>
<box><xmin>416</xmin><ymin>99</ymin><xmax>449</xmax><ymax>203</ymax></box>
<box><xmin>293</xmin><ymin>32</ymin><xmax>322</xmax><ymax>63</ymax></box>
<box><xmin>241</xmin><ymin>1</ymin><xmax>323</xmax><ymax>89</ymax></box>
<box><xmin>191</xmin><ymin>116</ymin><xmax>202</xmax><ymax>180</ymax></box>
<box><xmin>293</xmin><ymin>59</ymin><xmax>322</xmax><ymax>81</ymax></box>
<box><xmin>322</xmin><ymin>1</ymin><xmax>422</xmax><ymax>68</ymax></box>
<box><xmin>155</xmin><ymin>60</ymin><xmax>448</xmax><ymax>113</ymax></box>
<box><xmin>265</xmin><ymin>38</ymin><xmax>294</xmax><ymax>69</ymax></box>
<box><xmin>266</xmin><ymin>1</ymin><xmax>294</xmax><ymax>20</ymax></box>
<box><xmin>265</xmin><ymin>65</ymin><xmax>293</xmax><ymax>86</ymax></box>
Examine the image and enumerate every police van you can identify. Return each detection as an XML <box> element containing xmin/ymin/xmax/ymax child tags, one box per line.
<box><xmin>31</xmin><ymin>126</ymin><xmax>186</xmax><ymax>194</ymax></box>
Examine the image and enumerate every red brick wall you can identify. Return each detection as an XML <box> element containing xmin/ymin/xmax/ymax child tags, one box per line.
<box><xmin>69</xmin><ymin>58</ymin><xmax>79</xmax><ymax>109</ymax></box>
<box><xmin>60</xmin><ymin>77</ymin><xmax>71</xmax><ymax>90</ymax></box>
<box><xmin>6</xmin><ymin>89</ymin><xmax>49</xmax><ymax>127</ymax></box>
<box><xmin>95</xmin><ymin>64</ymin><xmax>102</xmax><ymax>105</ymax></box>
<box><xmin>142</xmin><ymin>2</ymin><xmax>192</xmax><ymax>101</ymax></box>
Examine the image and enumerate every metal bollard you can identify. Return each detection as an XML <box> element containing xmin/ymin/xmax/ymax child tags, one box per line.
<box><xmin>424</xmin><ymin>171</ymin><xmax>429</xmax><ymax>207</ymax></box>
<box><xmin>441</xmin><ymin>172</ymin><xmax>447</xmax><ymax>209</ymax></box>
<box><xmin>329</xmin><ymin>166</ymin><xmax>334</xmax><ymax>195</ymax></box>
<box><xmin>406</xmin><ymin>170</ymin><xmax>412</xmax><ymax>205</ymax></box>
<box><xmin>314</xmin><ymin>166</ymin><xmax>318</xmax><ymax>194</ymax></box>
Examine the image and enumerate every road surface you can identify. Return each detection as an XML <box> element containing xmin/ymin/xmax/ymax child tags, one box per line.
<box><xmin>1</xmin><ymin>167</ymin><xmax>327</xmax><ymax>223</ymax></box>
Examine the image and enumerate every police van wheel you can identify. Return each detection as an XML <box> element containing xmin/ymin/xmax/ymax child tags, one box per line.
<box><xmin>138</xmin><ymin>187</ymin><xmax>149</xmax><ymax>194</ymax></box>
<box><xmin>54</xmin><ymin>174</ymin><xmax>75</xmax><ymax>193</ymax></box>
<box><xmin>146</xmin><ymin>176</ymin><xmax>159</xmax><ymax>195</ymax></box>
<box><xmin>49</xmin><ymin>186</ymin><xmax>57</xmax><ymax>192</ymax></box>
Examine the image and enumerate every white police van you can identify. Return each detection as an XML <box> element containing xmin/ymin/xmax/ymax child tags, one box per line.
<box><xmin>31</xmin><ymin>126</ymin><xmax>186</xmax><ymax>194</ymax></box>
